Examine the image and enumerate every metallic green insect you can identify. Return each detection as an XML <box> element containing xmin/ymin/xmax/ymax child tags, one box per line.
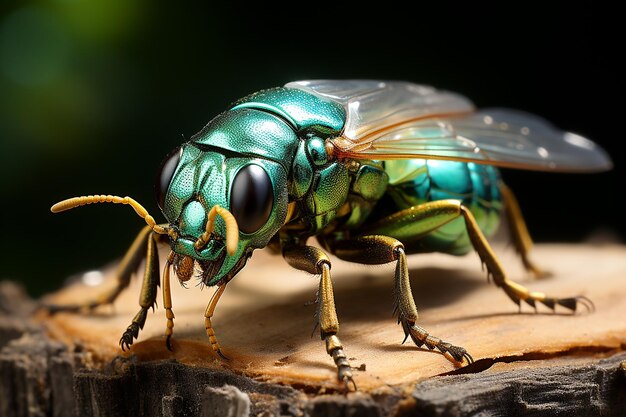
<box><xmin>49</xmin><ymin>80</ymin><xmax>611</xmax><ymax>389</ymax></box>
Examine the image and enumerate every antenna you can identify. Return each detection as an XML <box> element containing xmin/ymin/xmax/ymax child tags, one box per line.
<box><xmin>51</xmin><ymin>195</ymin><xmax>171</xmax><ymax>236</ymax></box>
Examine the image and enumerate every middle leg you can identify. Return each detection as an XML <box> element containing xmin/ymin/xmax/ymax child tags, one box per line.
<box><xmin>327</xmin><ymin>235</ymin><xmax>473</xmax><ymax>364</ymax></box>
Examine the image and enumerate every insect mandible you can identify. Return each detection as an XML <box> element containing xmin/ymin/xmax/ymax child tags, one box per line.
<box><xmin>48</xmin><ymin>80</ymin><xmax>612</xmax><ymax>389</ymax></box>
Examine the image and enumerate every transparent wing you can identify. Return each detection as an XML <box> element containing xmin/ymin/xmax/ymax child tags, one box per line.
<box><xmin>334</xmin><ymin>108</ymin><xmax>612</xmax><ymax>172</ymax></box>
<box><xmin>285</xmin><ymin>80</ymin><xmax>474</xmax><ymax>145</ymax></box>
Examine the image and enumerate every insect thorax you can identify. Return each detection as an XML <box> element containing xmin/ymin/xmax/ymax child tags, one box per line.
<box><xmin>231</xmin><ymin>87</ymin><xmax>348</xmax><ymax>236</ymax></box>
<box><xmin>230</xmin><ymin>86</ymin><xmax>389</xmax><ymax>238</ymax></box>
<box><xmin>287</xmin><ymin>153</ymin><xmax>389</xmax><ymax>235</ymax></box>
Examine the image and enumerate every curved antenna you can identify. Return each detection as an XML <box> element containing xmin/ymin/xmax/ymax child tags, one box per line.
<box><xmin>51</xmin><ymin>195</ymin><xmax>170</xmax><ymax>236</ymax></box>
<box><xmin>194</xmin><ymin>205</ymin><xmax>239</xmax><ymax>256</ymax></box>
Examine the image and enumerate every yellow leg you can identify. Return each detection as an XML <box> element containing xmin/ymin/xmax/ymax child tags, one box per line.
<box><xmin>500</xmin><ymin>184</ymin><xmax>550</xmax><ymax>279</ymax></box>
<box><xmin>205</xmin><ymin>283</ymin><xmax>228</xmax><ymax>359</ymax></box>
<box><xmin>283</xmin><ymin>245</ymin><xmax>355</xmax><ymax>390</ymax></box>
<box><xmin>328</xmin><ymin>235</ymin><xmax>473</xmax><ymax>364</ymax></box>
<box><xmin>356</xmin><ymin>200</ymin><xmax>593</xmax><ymax>313</ymax></box>
<box><xmin>460</xmin><ymin>204</ymin><xmax>593</xmax><ymax>312</ymax></box>
<box><xmin>45</xmin><ymin>226</ymin><xmax>166</xmax><ymax>351</ymax></box>
<box><xmin>119</xmin><ymin>232</ymin><xmax>161</xmax><ymax>350</ymax></box>
<box><xmin>45</xmin><ymin>226</ymin><xmax>153</xmax><ymax>313</ymax></box>
<box><xmin>163</xmin><ymin>251</ymin><xmax>176</xmax><ymax>351</ymax></box>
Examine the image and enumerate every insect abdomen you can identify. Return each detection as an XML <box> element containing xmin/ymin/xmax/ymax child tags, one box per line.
<box><xmin>382</xmin><ymin>159</ymin><xmax>502</xmax><ymax>255</ymax></box>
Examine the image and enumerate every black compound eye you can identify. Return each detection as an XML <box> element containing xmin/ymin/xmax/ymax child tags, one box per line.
<box><xmin>155</xmin><ymin>146</ymin><xmax>182</xmax><ymax>211</ymax></box>
<box><xmin>230</xmin><ymin>164</ymin><xmax>273</xmax><ymax>234</ymax></box>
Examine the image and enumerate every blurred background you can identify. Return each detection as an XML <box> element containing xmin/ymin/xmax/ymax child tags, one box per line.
<box><xmin>0</xmin><ymin>2</ymin><xmax>623</xmax><ymax>296</ymax></box>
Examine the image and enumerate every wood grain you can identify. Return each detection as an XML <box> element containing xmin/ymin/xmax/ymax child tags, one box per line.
<box><xmin>40</xmin><ymin>243</ymin><xmax>626</xmax><ymax>394</ymax></box>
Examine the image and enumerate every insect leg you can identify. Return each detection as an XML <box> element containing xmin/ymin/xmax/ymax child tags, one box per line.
<box><xmin>359</xmin><ymin>200</ymin><xmax>593</xmax><ymax>313</ymax></box>
<box><xmin>460</xmin><ymin>202</ymin><xmax>593</xmax><ymax>313</ymax></box>
<box><xmin>119</xmin><ymin>231</ymin><xmax>161</xmax><ymax>350</ymax></box>
<box><xmin>45</xmin><ymin>225</ymin><xmax>153</xmax><ymax>313</ymax></box>
<box><xmin>205</xmin><ymin>283</ymin><xmax>228</xmax><ymax>359</ymax></box>
<box><xmin>282</xmin><ymin>245</ymin><xmax>356</xmax><ymax>390</ymax></box>
<box><xmin>329</xmin><ymin>235</ymin><xmax>473</xmax><ymax>365</ymax></box>
<box><xmin>500</xmin><ymin>183</ymin><xmax>550</xmax><ymax>279</ymax></box>
<box><xmin>163</xmin><ymin>251</ymin><xmax>176</xmax><ymax>351</ymax></box>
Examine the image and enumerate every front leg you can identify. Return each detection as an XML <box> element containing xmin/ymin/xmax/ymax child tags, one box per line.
<box><xmin>45</xmin><ymin>225</ymin><xmax>153</xmax><ymax>313</ymax></box>
<box><xmin>204</xmin><ymin>283</ymin><xmax>228</xmax><ymax>359</ymax></box>
<box><xmin>282</xmin><ymin>245</ymin><xmax>355</xmax><ymax>390</ymax></box>
<box><xmin>119</xmin><ymin>231</ymin><xmax>161</xmax><ymax>350</ymax></box>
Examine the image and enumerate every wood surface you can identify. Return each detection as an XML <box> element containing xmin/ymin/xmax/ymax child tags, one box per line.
<box><xmin>1</xmin><ymin>243</ymin><xmax>625</xmax><ymax>416</ymax></box>
<box><xmin>42</xmin><ymin>243</ymin><xmax>626</xmax><ymax>390</ymax></box>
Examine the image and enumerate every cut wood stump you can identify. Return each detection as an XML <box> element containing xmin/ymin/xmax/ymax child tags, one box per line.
<box><xmin>1</xmin><ymin>243</ymin><xmax>626</xmax><ymax>416</ymax></box>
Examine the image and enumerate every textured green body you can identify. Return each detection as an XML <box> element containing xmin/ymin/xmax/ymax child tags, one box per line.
<box><xmin>160</xmin><ymin>86</ymin><xmax>503</xmax><ymax>285</ymax></box>
<box><xmin>229</xmin><ymin>87</ymin><xmax>358</xmax><ymax>236</ymax></box>
<box><xmin>368</xmin><ymin>159</ymin><xmax>502</xmax><ymax>255</ymax></box>
<box><xmin>162</xmin><ymin>88</ymin><xmax>348</xmax><ymax>284</ymax></box>
<box><xmin>232</xmin><ymin>87</ymin><xmax>345</xmax><ymax>134</ymax></box>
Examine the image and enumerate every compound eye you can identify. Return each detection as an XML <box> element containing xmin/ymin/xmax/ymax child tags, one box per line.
<box><xmin>155</xmin><ymin>146</ymin><xmax>182</xmax><ymax>211</ymax></box>
<box><xmin>230</xmin><ymin>164</ymin><xmax>273</xmax><ymax>234</ymax></box>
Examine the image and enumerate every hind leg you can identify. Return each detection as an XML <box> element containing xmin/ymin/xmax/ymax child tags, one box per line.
<box><xmin>501</xmin><ymin>184</ymin><xmax>550</xmax><ymax>279</ymax></box>
<box><xmin>358</xmin><ymin>199</ymin><xmax>593</xmax><ymax>313</ymax></box>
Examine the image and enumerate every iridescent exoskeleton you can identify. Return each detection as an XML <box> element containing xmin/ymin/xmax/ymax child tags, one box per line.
<box><xmin>49</xmin><ymin>80</ymin><xmax>611</xmax><ymax>389</ymax></box>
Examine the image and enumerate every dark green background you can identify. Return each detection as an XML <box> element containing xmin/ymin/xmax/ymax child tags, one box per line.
<box><xmin>0</xmin><ymin>3</ymin><xmax>623</xmax><ymax>296</ymax></box>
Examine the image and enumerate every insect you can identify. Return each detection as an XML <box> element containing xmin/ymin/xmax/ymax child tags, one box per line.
<box><xmin>48</xmin><ymin>80</ymin><xmax>611</xmax><ymax>389</ymax></box>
